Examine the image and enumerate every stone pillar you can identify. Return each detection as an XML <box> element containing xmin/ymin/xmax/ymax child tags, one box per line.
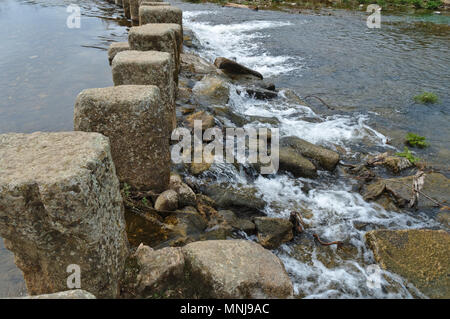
<box><xmin>128</xmin><ymin>24</ymin><xmax>182</xmax><ymax>83</ymax></box>
<box><xmin>129</xmin><ymin>0</ymin><xmax>140</xmax><ymax>22</ymax></box>
<box><xmin>107</xmin><ymin>42</ymin><xmax>130</xmax><ymax>65</ymax></box>
<box><xmin>74</xmin><ymin>85</ymin><xmax>170</xmax><ymax>192</ymax></box>
<box><xmin>115</xmin><ymin>0</ymin><xmax>123</xmax><ymax>7</ymax></box>
<box><xmin>140</xmin><ymin>1</ymin><xmax>170</xmax><ymax>6</ymax></box>
<box><xmin>123</xmin><ymin>0</ymin><xmax>131</xmax><ymax>19</ymax></box>
<box><xmin>139</xmin><ymin>6</ymin><xmax>182</xmax><ymax>29</ymax></box>
<box><xmin>0</xmin><ymin>132</ymin><xmax>129</xmax><ymax>298</ymax></box>
<box><xmin>111</xmin><ymin>50</ymin><xmax>176</xmax><ymax>130</ymax></box>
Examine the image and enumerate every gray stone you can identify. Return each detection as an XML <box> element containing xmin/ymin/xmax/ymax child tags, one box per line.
<box><xmin>130</xmin><ymin>0</ymin><xmax>140</xmax><ymax>22</ymax></box>
<box><xmin>112</xmin><ymin>50</ymin><xmax>176</xmax><ymax>130</ymax></box>
<box><xmin>0</xmin><ymin>132</ymin><xmax>129</xmax><ymax>298</ymax></box>
<box><xmin>181</xmin><ymin>53</ymin><xmax>217</xmax><ymax>76</ymax></box>
<box><xmin>169</xmin><ymin>174</ymin><xmax>196</xmax><ymax>207</ymax></box>
<box><xmin>218</xmin><ymin>210</ymin><xmax>256</xmax><ymax>234</ymax></box>
<box><xmin>18</xmin><ymin>289</ymin><xmax>96</xmax><ymax>299</ymax></box>
<box><xmin>123</xmin><ymin>0</ymin><xmax>131</xmax><ymax>19</ymax></box>
<box><xmin>214</xmin><ymin>57</ymin><xmax>263</xmax><ymax>80</ymax></box>
<box><xmin>279</xmin><ymin>147</ymin><xmax>317</xmax><ymax>178</ymax></box>
<box><xmin>155</xmin><ymin>189</ymin><xmax>179</xmax><ymax>211</ymax></box>
<box><xmin>254</xmin><ymin>217</ymin><xmax>294</xmax><ymax>249</ymax></box>
<box><xmin>182</xmin><ymin>240</ymin><xmax>293</xmax><ymax>298</ymax></box>
<box><xmin>139</xmin><ymin>6</ymin><xmax>182</xmax><ymax>28</ymax></box>
<box><xmin>192</xmin><ymin>75</ymin><xmax>230</xmax><ymax>106</ymax></box>
<box><xmin>74</xmin><ymin>85</ymin><xmax>170</xmax><ymax>192</ymax></box>
<box><xmin>107</xmin><ymin>42</ymin><xmax>129</xmax><ymax>65</ymax></box>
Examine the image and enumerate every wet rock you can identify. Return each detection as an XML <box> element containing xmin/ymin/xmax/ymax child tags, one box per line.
<box><xmin>74</xmin><ymin>85</ymin><xmax>170</xmax><ymax>192</ymax></box>
<box><xmin>129</xmin><ymin>0</ymin><xmax>140</xmax><ymax>22</ymax></box>
<box><xmin>382</xmin><ymin>156</ymin><xmax>413</xmax><ymax>173</ymax></box>
<box><xmin>0</xmin><ymin>132</ymin><xmax>129</xmax><ymax>298</ymax></box>
<box><xmin>139</xmin><ymin>5</ymin><xmax>182</xmax><ymax>27</ymax></box>
<box><xmin>218</xmin><ymin>210</ymin><xmax>256</xmax><ymax>234</ymax></box>
<box><xmin>18</xmin><ymin>290</ymin><xmax>96</xmax><ymax>299</ymax></box>
<box><xmin>214</xmin><ymin>57</ymin><xmax>263</xmax><ymax>79</ymax></box>
<box><xmin>281</xmin><ymin>89</ymin><xmax>308</xmax><ymax>106</ymax></box>
<box><xmin>123</xmin><ymin>0</ymin><xmax>131</xmax><ymax>18</ymax></box>
<box><xmin>181</xmin><ymin>53</ymin><xmax>217</xmax><ymax>76</ymax></box>
<box><xmin>279</xmin><ymin>147</ymin><xmax>317</xmax><ymax>178</ymax></box>
<box><xmin>111</xmin><ymin>50</ymin><xmax>176</xmax><ymax>130</ymax></box>
<box><xmin>363</xmin><ymin>173</ymin><xmax>450</xmax><ymax>210</ymax></box>
<box><xmin>155</xmin><ymin>189</ymin><xmax>179</xmax><ymax>211</ymax></box>
<box><xmin>201</xmin><ymin>184</ymin><xmax>266</xmax><ymax>212</ymax></box>
<box><xmin>244</xmin><ymin>86</ymin><xmax>278</xmax><ymax>100</ymax></box>
<box><xmin>254</xmin><ymin>217</ymin><xmax>294</xmax><ymax>249</ymax></box>
<box><xmin>280</xmin><ymin>136</ymin><xmax>339</xmax><ymax>171</ymax></box>
<box><xmin>107</xmin><ymin>42</ymin><xmax>129</xmax><ymax>65</ymax></box>
<box><xmin>185</xmin><ymin>110</ymin><xmax>216</xmax><ymax>131</ymax></box>
<box><xmin>192</xmin><ymin>75</ymin><xmax>230</xmax><ymax>106</ymax></box>
<box><xmin>182</xmin><ymin>240</ymin><xmax>293</xmax><ymax>298</ymax></box>
<box><xmin>121</xmin><ymin>244</ymin><xmax>185</xmax><ymax>298</ymax></box>
<box><xmin>189</xmin><ymin>152</ymin><xmax>214</xmax><ymax>176</ymax></box>
<box><xmin>437</xmin><ymin>211</ymin><xmax>450</xmax><ymax>228</ymax></box>
<box><xmin>366</xmin><ymin>229</ymin><xmax>450</xmax><ymax>299</ymax></box>
<box><xmin>165</xmin><ymin>208</ymin><xmax>208</xmax><ymax>236</ymax></box>
<box><xmin>169</xmin><ymin>174</ymin><xmax>196</xmax><ymax>207</ymax></box>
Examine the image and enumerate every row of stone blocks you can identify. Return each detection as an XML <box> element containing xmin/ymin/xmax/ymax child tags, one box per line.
<box><xmin>0</xmin><ymin>1</ymin><xmax>185</xmax><ymax>298</ymax></box>
<box><xmin>113</xmin><ymin>0</ymin><xmax>181</xmax><ymax>26</ymax></box>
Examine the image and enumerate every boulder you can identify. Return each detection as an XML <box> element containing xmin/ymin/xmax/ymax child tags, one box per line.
<box><xmin>140</xmin><ymin>1</ymin><xmax>170</xmax><ymax>6</ymax></box>
<box><xmin>154</xmin><ymin>189</ymin><xmax>179</xmax><ymax>211</ymax></box>
<box><xmin>139</xmin><ymin>6</ymin><xmax>182</xmax><ymax>28</ymax></box>
<box><xmin>244</xmin><ymin>86</ymin><xmax>278</xmax><ymax>100</ymax></box>
<box><xmin>279</xmin><ymin>147</ymin><xmax>317</xmax><ymax>178</ymax></box>
<box><xmin>214</xmin><ymin>57</ymin><xmax>263</xmax><ymax>79</ymax></box>
<box><xmin>181</xmin><ymin>53</ymin><xmax>217</xmax><ymax>76</ymax></box>
<box><xmin>366</xmin><ymin>229</ymin><xmax>450</xmax><ymax>299</ymax></box>
<box><xmin>254</xmin><ymin>217</ymin><xmax>294</xmax><ymax>249</ymax></box>
<box><xmin>363</xmin><ymin>173</ymin><xmax>450</xmax><ymax>210</ymax></box>
<box><xmin>169</xmin><ymin>174</ymin><xmax>196</xmax><ymax>207</ymax></box>
<box><xmin>18</xmin><ymin>289</ymin><xmax>96</xmax><ymax>299</ymax></box>
<box><xmin>201</xmin><ymin>184</ymin><xmax>266</xmax><ymax>212</ymax></box>
<box><xmin>192</xmin><ymin>75</ymin><xmax>230</xmax><ymax>106</ymax></box>
<box><xmin>218</xmin><ymin>210</ymin><xmax>256</xmax><ymax>234</ymax></box>
<box><xmin>185</xmin><ymin>111</ymin><xmax>216</xmax><ymax>131</ymax></box>
<box><xmin>0</xmin><ymin>132</ymin><xmax>129</xmax><ymax>298</ymax></box>
<box><xmin>129</xmin><ymin>0</ymin><xmax>140</xmax><ymax>21</ymax></box>
<box><xmin>437</xmin><ymin>211</ymin><xmax>449</xmax><ymax>228</ymax></box>
<box><xmin>74</xmin><ymin>85</ymin><xmax>170</xmax><ymax>192</ymax></box>
<box><xmin>182</xmin><ymin>240</ymin><xmax>293</xmax><ymax>298</ymax></box>
<box><xmin>280</xmin><ymin>136</ymin><xmax>339</xmax><ymax>171</ymax></box>
<box><xmin>121</xmin><ymin>244</ymin><xmax>185</xmax><ymax>298</ymax></box>
<box><xmin>107</xmin><ymin>42</ymin><xmax>129</xmax><ymax>65</ymax></box>
<box><xmin>111</xmin><ymin>50</ymin><xmax>176</xmax><ymax>130</ymax></box>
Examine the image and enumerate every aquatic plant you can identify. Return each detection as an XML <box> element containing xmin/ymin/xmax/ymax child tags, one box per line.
<box><xmin>396</xmin><ymin>146</ymin><xmax>421</xmax><ymax>164</ymax></box>
<box><xmin>414</xmin><ymin>91</ymin><xmax>439</xmax><ymax>104</ymax></box>
<box><xmin>405</xmin><ymin>133</ymin><xmax>428</xmax><ymax>148</ymax></box>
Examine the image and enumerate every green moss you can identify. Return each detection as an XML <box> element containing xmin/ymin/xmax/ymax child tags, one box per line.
<box><xmin>405</xmin><ymin>133</ymin><xmax>428</xmax><ymax>148</ymax></box>
<box><xmin>414</xmin><ymin>92</ymin><xmax>439</xmax><ymax>104</ymax></box>
<box><xmin>396</xmin><ymin>146</ymin><xmax>421</xmax><ymax>164</ymax></box>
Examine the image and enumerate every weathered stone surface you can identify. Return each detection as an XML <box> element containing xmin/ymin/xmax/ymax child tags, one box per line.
<box><xmin>139</xmin><ymin>6</ymin><xmax>182</xmax><ymax>28</ymax></box>
<box><xmin>363</xmin><ymin>173</ymin><xmax>450</xmax><ymax>210</ymax></box>
<box><xmin>122</xmin><ymin>244</ymin><xmax>185</xmax><ymax>298</ymax></box>
<box><xmin>128</xmin><ymin>23</ymin><xmax>182</xmax><ymax>82</ymax></box>
<box><xmin>279</xmin><ymin>147</ymin><xmax>317</xmax><ymax>178</ymax></box>
<box><xmin>201</xmin><ymin>184</ymin><xmax>266</xmax><ymax>212</ymax></box>
<box><xmin>182</xmin><ymin>240</ymin><xmax>293</xmax><ymax>298</ymax></box>
<box><xmin>129</xmin><ymin>0</ymin><xmax>140</xmax><ymax>22</ymax></box>
<box><xmin>280</xmin><ymin>136</ymin><xmax>339</xmax><ymax>171</ymax></box>
<box><xmin>0</xmin><ymin>132</ymin><xmax>129</xmax><ymax>298</ymax></box>
<box><xmin>112</xmin><ymin>50</ymin><xmax>176</xmax><ymax>130</ymax></box>
<box><xmin>19</xmin><ymin>289</ymin><xmax>96</xmax><ymax>299</ymax></box>
<box><xmin>123</xmin><ymin>0</ymin><xmax>131</xmax><ymax>19</ymax></box>
<box><xmin>169</xmin><ymin>174</ymin><xmax>196</xmax><ymax>207</ymax></box>
<box><xmin>155</xmin><ymin>189</ymin><xmax>179</xmax><ymax>211</ymax></box>
<box><xmin>218</xmin><ymin>210</ymin><xmax>256</xmax><ymax>234</ymax></box>
<box><xmin>140</xmin><ymin>0</ymin><xmax>169</xmax><ymax>6</ymax></box>
<box><xmin>244</xmin><ymin>86</ymin><xmax>278</xmax><ymax>100</ymax></box>
<box><xmin>214</xmin><ymin>57</ymin><xmax>263</xmax><ymax>80</ymax></box>
<box><xmin>192</xmin><ymin>75</ymin><xmax>230</xmax><ymax>106</ymax></box>
<box><xmin>115</xmin><ymin>0</ymin><xmax>123</xmax><ymax>7</ymax></box>
<box><xmin>254</xmin><ymin>217</ymin><xmax>294</xmax><ymax>249</ymax></box>
<box><xmin>74</xmin><ymin>85</ymin><xmax>170</xmax><ymax>192</ymax></box>
<box><xmin>366</xmin><ymin>229</ymin><xmax>450</xmax><ymax>299</ymax></box>
<box><xmin>185</xmin><ymin>111</ymin><xmax>215</xmax><ymax>131</ymax></box>
<box><xmin>181</xmin><ymin>53</ymin><xmax>217</xmax><ymax>76</ymax></box>
<box><xmin>107</xmin><ymin>42</ymin><xmax>129</xmax><ymax>65</ymax></box>
<box><xmin>437</xmin><ymin>211</ymin><xmax>450</xmax><ymax>228</ymax></box>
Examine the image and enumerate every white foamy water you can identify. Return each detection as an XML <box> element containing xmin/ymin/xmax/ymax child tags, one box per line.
<box><xmin>184</xmin><ymin>11</ymin><xmax>300</xmax><ymax>77</ymax></box>
<box><xmin>183</xmin><ymin>9</ymin><xmax>438</xmax><ymax>298</ymax></box>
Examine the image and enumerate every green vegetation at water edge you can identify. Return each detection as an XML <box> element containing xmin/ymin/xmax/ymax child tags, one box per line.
<box><xmin>414</xmin><ymin>91</ymin><xmax>439</xmax><ymax>104</ymax></box>
<box><xmin>405</xmin><ymin>133</ymin><xmax>429</xmax><ymax>148</ymax></box>
<box><xmin>396</xmin><ymin>146</ymin><xmax>421</xmax><ymax>164</ymax></box>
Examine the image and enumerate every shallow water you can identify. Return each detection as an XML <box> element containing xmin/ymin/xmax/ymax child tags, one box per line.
<box><xmin>0</xmin><ymin>0</ymin><xmax>448</xmax><ymax>297</ymax></box>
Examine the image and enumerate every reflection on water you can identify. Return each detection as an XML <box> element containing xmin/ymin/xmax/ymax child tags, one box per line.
<box><xmin>0</xmin><ymin>0</ymin><xmax>130</xmax><ymax>297</ymax></box>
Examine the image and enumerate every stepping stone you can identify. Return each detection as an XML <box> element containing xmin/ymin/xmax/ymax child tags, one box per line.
<box><xmin>139</xmin><ymin>5</ymin><xmax>182</xmax><ymax>28</ymax></box>
<box><xmin>123</xmin><ymin>0</ymin><xmax>131</xmax><ymax>19</ymax></box>
<box><xmin>129</xmin><ymin>0</ymin><xmax>140</xmax><ymax>22</ymax></box>
<box><xmin>111</xmin><ymin>50</ymin><xmax>176</xmax><ymax>130</ymax></box>
<box><xmin>107</xmin><ymin>42</ymin><xmax>129</xmax><ymax>65</ymax></box>
<box><xmin>74</xmin><ymin>85</ymin><xmax>170</xmax><ymax>192</ymax></box>
<box><xmin>0</xmin><ymin>132</ymin><xmax>129</xmax><ymax>298</ymax></box>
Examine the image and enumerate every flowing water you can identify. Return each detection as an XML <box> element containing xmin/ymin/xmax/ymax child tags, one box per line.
<box><xmin>0</xmin><ymin>0</ymin><xmax>449</xmax><ymax>298</ymax></box>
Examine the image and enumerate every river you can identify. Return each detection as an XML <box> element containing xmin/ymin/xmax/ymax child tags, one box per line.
<box><xmin>0</xmin><ymin>0</ymin><xmax>448</xmax><ymax>298</ymax></box>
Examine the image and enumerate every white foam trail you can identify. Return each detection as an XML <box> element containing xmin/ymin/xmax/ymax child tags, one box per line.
<box><xmin>183</xmin><ymin>12</ymin><xmax>300</xmax><ymax>77</ymax></box>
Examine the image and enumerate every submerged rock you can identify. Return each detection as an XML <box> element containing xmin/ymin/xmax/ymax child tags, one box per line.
<box><xmin>280</xmin><ymin>136</ymin><xmax>339</xmax><ymax>171</ymax></box>
<box><xmin>254</xmin><ymin>217</ymin><xmax>294</xmax><ymax>249</ymax></box>
<box><xmin>279</xmin><ymin>147</ymin><xmax>317</xmax><ymax>178</ymax></box>
<box><xmin>182</xmin><ymin>240</ymin><xmax>293</xmax><ymax>298</ymax></box>
<box><xmin>363</xmin><ymin>172</ymin><xmax>450</xmax><ymax>210</ymax></box>
<box><xmin>192</xmin><ymin>75</ymin><xmax>230</xmax><ymax>106</ymax></box>
<box><xmin>185</xmin><ymin>110</ymin><xmax>216</xmax><ymax>131</ymax></box>
<box><xmin>214</xmin><ymin>57</ymin><xmax>263</xmax><ymax>80</ymax></box>
<box><xmin>244</xmin><ymin>86</ymin><xmax>278</xmax><ymax>100</ymax></box>
<box><xmin>366</xmin><ymin>229</ymin><xmax>450</xmax><ymax>299</ymax></box>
